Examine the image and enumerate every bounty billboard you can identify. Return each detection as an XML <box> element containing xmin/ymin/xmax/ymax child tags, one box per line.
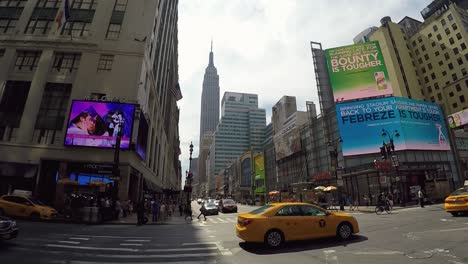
<box><xmin>336</xmin><ymin>96</ymin><xmax>450</xmax><ymax>156</ymax></box>
<box><xmin>325</xmin><ymin>41</ymin><xmax>393</xmax><ymax>101</ymax></box>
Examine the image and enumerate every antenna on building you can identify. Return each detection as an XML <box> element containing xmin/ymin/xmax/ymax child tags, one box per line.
<box><xmin>211</xmin><ymin>37</ymin><xmax>213</xmax><ymax>52</ymax></box>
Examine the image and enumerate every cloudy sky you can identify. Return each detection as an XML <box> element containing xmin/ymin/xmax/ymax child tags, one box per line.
<box><xmin>177</xmin><ymin>0</ymin><xmax>430</xmax><ymax>182</ymax></box>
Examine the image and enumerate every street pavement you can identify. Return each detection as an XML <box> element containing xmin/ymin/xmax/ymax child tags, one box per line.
<box><xmin>1</xmin><ymin>202</ymin><xmax>467</xmax><ymax>264</ymax></box>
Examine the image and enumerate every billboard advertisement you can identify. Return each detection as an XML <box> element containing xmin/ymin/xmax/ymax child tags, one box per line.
<box><xmin>325</xmin><ymin>41</ymin><xmax>393</xmax><ymax>101</ymax></box>
<box><xmin>65</xmin><ymin>101</ymin><xmax>135</xmax><ymax>148</ymax></box>
<box><xmin>274</xmin><ymin>128</ymin><xmax>302</xmax><ymax>160</ymax></box>
<box><xmin>336</xmin><ymin>96</ymin><xmax>450</xmax><ymax>156</ymax></box>
<box><xmin>254</xmin><ymin>154</ymin><xmax>265</xmax><ymax>194</ymax></box>
<box><xmin>448</xmin><ymin>109</ymin><xmax>468</xmax><ymax>129</ymax></box>
<box><xmin>136</xmin><ymin>112</ymin><xmax>149</xmax><ymax>160</ymax></box>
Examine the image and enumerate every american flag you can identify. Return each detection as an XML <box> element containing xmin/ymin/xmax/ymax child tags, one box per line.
<box><xmin>56</xmin><ymin>0</ymin><xmax>70</xmax><ymax>30</ymax></box>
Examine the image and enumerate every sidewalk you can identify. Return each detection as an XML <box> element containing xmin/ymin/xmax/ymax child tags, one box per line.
<box><xmin>336</xmin><ymin>202</ymin><xmax>443</xmax><ymax>213</ymax></box>
<box><xmin>106</xmin><ymin>213</ymin><xmax>194</xmax><ymax>225</ymax></box>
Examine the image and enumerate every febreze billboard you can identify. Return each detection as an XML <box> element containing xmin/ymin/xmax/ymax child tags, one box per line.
<box><xmin>336</xmin><ymin>96</ymin><xmax>450</xmax><ymax>156</ymax></box>
<box><xmin>325</xmin><ymin>41</ymin><xmax>393</xmax><ymax>101</ymax></box>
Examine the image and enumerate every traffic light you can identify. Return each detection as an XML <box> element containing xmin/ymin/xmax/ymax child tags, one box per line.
<box><xmin>380</xmin><ymin>146</ymin><xmax>387</xmax><ymax>160</ymax></box>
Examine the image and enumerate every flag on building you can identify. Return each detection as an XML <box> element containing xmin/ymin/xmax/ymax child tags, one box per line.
<box><xmin>56</xmin><ymin>0</ymin><xmax>70</xmax><ymax>31</ymax></box>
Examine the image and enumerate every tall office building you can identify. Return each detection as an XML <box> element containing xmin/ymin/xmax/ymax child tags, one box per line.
<box><xmin>0</xmin><ymin>0</ymin><xmax>182</xmax><ymax>207</ymax></box>
<box><xmin>199</xmin><ymin>42</ymin><xmax>220</xmax><ymax>145</ymax></box>
<box><xmin>207</xmin><ymin>92</ymin><xmax>266</xmax><ymax>194</ymax></box>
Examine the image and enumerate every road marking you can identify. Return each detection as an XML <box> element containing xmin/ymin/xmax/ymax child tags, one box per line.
<box><xmin>208</xmin><ymin>218</ymin><xmax>216</xmax><ymax>223</ymax></box>
<box><xmin>214</xmin><ymin>242</ymin><xmax>232</xmax><ymax>256</ymax></box>
<box><xmin>354</xmin><ymin>251</ymin><xmax>403</xmax><ymax>255</ymax></box>
<box><xmin>145</xmin><ymin>247</ymin><xmax>218</xmax><ymax>252</ymax></box>
<box><xmin>50</xmin><ymin>261</ymin><xmax>213</xmax><ymax>264</ymax></box>
<box><xmin>54</xmin><ymin>234</ymin><xmax>151</xmax><ymax>239</ymax></box>
<box><xmin>93</xmin><ymin>253</ymin><xmax>219</xmax><ymax>258</ymax></box>
<box><xmin>57</xmin><ymin>241</ymin><xmax>81</xmax><ymax>245</ymax></box>
<box><xmin>440</xmin><ymin>218</ymin><xmax>455</xmax><ymax>222</ymax></box>
<box><xmin>448</xmin><ymin>260</ymin><xmax>467</xmax><ymax>264</ymax></box>
<box><xmin>46</xmin><ymin>244</ymin><xmax>139</xmax><ymax>252</ymax></box>
<box><xmin>69</xmin><ymin>237</ymin><xmax>89</xmax><ymax>241</ymax></box>
<box><xmin>124</xmin><ymin>239</ymin><xmax>150</xmax><ymax>242</ymax></box>
<box><xmin>323</xmin><ymin>250</ymin><xmax>338</xmax><ymax>264</ymax></box>
<box><xmin>216</xmin><ymin>218</ymin><xmax>225</xmax><ymax>222</ymax></box>
<box><xmin>182</xmin><ymin>242</ymin><xmax>217</xmax><ymax>246</ymax></box>
<box><xmin>120</xmin><ymin>243</ymin><xmax>143</xmax><ymax>246</ymax></box>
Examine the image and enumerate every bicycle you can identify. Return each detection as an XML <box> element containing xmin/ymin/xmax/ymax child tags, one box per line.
<box><xmin>375</xmin><ymin>201</ymin><xmax>392</xmax><ymax>215</ymax></box>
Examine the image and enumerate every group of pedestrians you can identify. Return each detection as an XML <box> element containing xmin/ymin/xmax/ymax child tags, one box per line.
<box><xmin>136</xmin><ymin>198</ymin><xmax>185</xmax><ymax>225</ymax></box>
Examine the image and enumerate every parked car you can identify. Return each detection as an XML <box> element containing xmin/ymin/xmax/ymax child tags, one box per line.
<box><xmin>219</xmin><ymin>199</ymin><xmax>238</xmax><ymax>213</ymax></box>
<box><xmin>0</xmin><ymin>216</ymin><xmax>19</xmax><ymax>240</ymax></box>
<box><xmin>0</xmin><ymin>195</ymin><xmax>57</xmax><ymax>220</ymax></box>
<box><xmin>201</xmin><ymin>202</ymin><xmax>219</xmax><ymax>215</ymax></box>
<box><xmin>444</xmin><ymin>186</ymin><xmax>468</xmax><ymax>216</ymax></box>
<box><xmin>236</xmin><ymin>202</ymin><xmax>359</xmax><ymax>248</ymax></box>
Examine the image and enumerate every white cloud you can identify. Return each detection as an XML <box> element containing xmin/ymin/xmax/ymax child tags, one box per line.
<box><xmin>177</xmin><ymin>0</ymin><xmax>430</xmax><ymax>186</ymax></box>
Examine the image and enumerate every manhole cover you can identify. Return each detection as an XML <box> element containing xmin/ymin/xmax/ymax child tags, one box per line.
<box><xmin>405</xmin><ymin>251</ymin><xmax>433</xmax><ymax>259</ymax></box>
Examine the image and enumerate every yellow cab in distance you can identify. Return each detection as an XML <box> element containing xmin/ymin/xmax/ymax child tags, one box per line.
<box><xmin>236</xmin><ymin>202</ymin><xmax>359</xmax><ymax>247</ymax></box>
<box><xmin>0</xmin><ymin>195</ymin><xmax>57</xmax><ymax>220</ymax></box>
<box><xmin>444</xmin><ymin>186</ymin><xmax>468</xmax><ymax>217</ymax></box>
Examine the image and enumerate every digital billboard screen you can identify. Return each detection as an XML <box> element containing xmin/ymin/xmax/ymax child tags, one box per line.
<box><xmin>448</xmin><ymin>109</ymin><xmax>468</xmax><ymax>129</ymax></box>
<box><xmin>325</xmin><ymin>41</ymin><xmax>393</xmax><ymax>102</ymax></box>
<box><xmin>336</xmin><ymin>96</ymin><xmax>450</xmax><ymax>156</ymax></box>
<box><xmin>136</xmin><ymin>112</ymin><xmax>148</xmax><ymax>160</ymax></box>
<box><xmin>65</xmin><ymin>101</ymin><xmax>135</xmax><ymax>148</ymax></box>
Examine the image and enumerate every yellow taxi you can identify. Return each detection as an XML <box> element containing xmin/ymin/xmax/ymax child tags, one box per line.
<box><xmin>444</xmin><ymin>186</ymin><xmax>468</xmax><ymax>217</ymax></box>
<box><xmin>236</xmin><ymin>202</ymin><xmax>359</xmax><ymax>247</ymax></box>
<box><xmin>0</xmin><ymin>195</ymin><xmax>57</xmax><ymax>220</ymax></box>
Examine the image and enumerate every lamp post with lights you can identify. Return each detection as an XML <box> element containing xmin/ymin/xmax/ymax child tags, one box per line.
<box><xmin>380</xmin><ymin>129</ymin><xmax>405</xmax><ymax>207</ymax></box>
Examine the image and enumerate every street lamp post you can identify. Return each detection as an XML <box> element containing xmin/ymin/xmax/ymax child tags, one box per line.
<box><xmin>381</xmin><ymin>129</ymin><xmax>405</xmax><ymax>207</ymax></box>
<box><xmin>186</xmin><ymin>142</ymin><xmax>194</xmax><ymax>207</ymax></box>
<box><xmin>328</xmin><ymin>138</ymin><xmax>344</xmax><ymax>211</ymax></box>
<box><xmin>112</xmin><ymin>122</ymin><xmax>124</xmax><ymax>201</ymax></box>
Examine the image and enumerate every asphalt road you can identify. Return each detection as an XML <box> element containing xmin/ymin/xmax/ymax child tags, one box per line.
<box><xmin>1</xmin><ymin>202</ymin><xmax>467</xmax><ymax>264</ymax></box>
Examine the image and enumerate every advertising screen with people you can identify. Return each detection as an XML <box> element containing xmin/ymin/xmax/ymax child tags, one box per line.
<box><xmin>64</xmin><ymin>101</ymin><xmax>135</xmax><ymax>148</ymax></box>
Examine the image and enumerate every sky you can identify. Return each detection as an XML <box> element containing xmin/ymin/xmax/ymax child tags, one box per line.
<box><xmin>177</xmin><ymin>0</ymin><xmax>431</xmax><ymax>185</ymax></box>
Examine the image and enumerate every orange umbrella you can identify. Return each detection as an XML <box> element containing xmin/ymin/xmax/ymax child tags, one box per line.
<box><xmin>88</xmin><ymin>180</ymin><xmax>105</xmax><ymax>186</ymax></box>
<box><xmin>57</xmin><ymin>178</ymin><xmax>79</xmax><ymax>185</ymax></box>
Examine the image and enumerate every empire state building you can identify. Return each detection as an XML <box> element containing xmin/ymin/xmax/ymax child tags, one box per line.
<box><xmin>199</xmin><ymin>42</ymin><xmax>220</xmax><ymax>143</ymax></box>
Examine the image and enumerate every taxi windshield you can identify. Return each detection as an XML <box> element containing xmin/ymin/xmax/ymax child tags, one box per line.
<box><xmin>249</xmin><ymin>205</ymin><xmax>274</xmax><ymax>215</ymax></box>
<box><xmin>450</xmin><ymin>187</ymin><xmax>468</xmax><ymax>196</ymax></box>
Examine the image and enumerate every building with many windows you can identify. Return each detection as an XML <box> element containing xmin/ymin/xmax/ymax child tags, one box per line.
<box><xmin>0</xmin><ymin>0</ymin><xmax>182</xmax><ymax>209</ymax></box>
<box><xmin>207</xmin><ymin>92</ymin><xmax>266</xmax><ymax>195</ymax></box>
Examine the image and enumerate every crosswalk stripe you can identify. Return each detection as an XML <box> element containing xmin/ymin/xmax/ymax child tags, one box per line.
<box><xmin>216</xmin><ymin>218</ymin><xmax>225</xmax><ymax>222</ymax></box>
<box><xmin>57</xmin><ymin>241</ymin><xmax>80</xmax><ymax>245</ymax></box>
<box><xmin>208</xmin><ymin>218</ymin><xmax>216</xmax><ymax>223</ymax></box>
<box><xmin>69</xmin><ymin>237</ymin><xmax>89</xmax><ymax>241</ymax></box>
<box><xmin>124</xmin><ymin>239</ymin><xmax>150</xmax><ymax>242</ymax></box>
<box><xmin>120</xmin><ymin>243</ymin><xmax>143</xmax><ymax>246</ymax></box>
<box><xmin>144</xmin><ymin>247</ymin><xmax>217</xmax><ymax>252</ymax></box>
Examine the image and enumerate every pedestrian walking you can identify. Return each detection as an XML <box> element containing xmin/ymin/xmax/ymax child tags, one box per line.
<box><xmin>417</xmin><ymin>189</ymin><xmax>425</xmax><ymax>208</ymax></box>
<box><xmin>197</xmin><ymin>204</ymin><xmax>207</xmax><ymax>221</ymax></box>
<box><xmin>178</xmin><ymin>203</ymin><xmax>183</xmax><ymax>216</ymax></box>
<box><xmin>136</xmin><ymin>200</ymin><xmax>146</xmax><ymax>226</ymax></box>
<box><xmin>151</xmin><ymin>199</ymin><xmax>159</xmax><ymax>222</ymax></box>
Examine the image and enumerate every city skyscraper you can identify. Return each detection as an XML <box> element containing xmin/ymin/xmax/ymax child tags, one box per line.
<box><xmin>199</xmin><ymin>41</ymin><xmax>220</xmax><ymax>145</ymax></box>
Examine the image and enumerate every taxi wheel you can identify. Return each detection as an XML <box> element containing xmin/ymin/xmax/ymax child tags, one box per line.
<box><xmin>337</xmin><ymin>222</ymin><xmax>353</xmax><ymax>240</ymax></box>
<box><xmin>0</xmin><ymin>208</ymin><xmax>5</xmax><ymax>216</ymax></box>
<box><xmin>450</xmin><ymin>212</ymin><xmax>460</xmax><ymax>217</ymax></box>
<box><xmin>265</xmin><ymin>229</ymin><xmax>284</xmax><ymax>248</ymax></box>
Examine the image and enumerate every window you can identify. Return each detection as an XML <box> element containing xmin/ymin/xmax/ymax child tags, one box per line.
<box><xmin>454</xmin><ymin>47</ymin><xmax>459</xmax><ymax>55</ymax></box>
<box><xmin>434</xmin><ymin>83</ymin><xmax>439</xmax><ymax>90</ymax></box>
<box><xmin>275</xmin><ymin>205</ymin><xmax>302</xmax><ymax>216</ymax></box>
<box><xmin>71</xmin><ymin>0</ymin><xmax>97</xmax><ymax>10</ymax></box>
<box><xmin>422</xmin><ymin>67</ymin><xmax>426</xmax><ymax>74</ymax></box>
<box><xmin>0</xmin><ymin>48</ymin><xmax>4</xmax><ymax>57</ymax></box>
<box><xmin>452</xmin><ymin>73</ymin><xmax>458</xmax><ymax>81</ymax></box>
<box><xmin>0</xmin><ymin>0</ymin><xmax>26</xmax><ymax>7</ymax></box>
<box><xmin>106</xmin><ymin>23</ymin><xmax>121</xmax><ymax>39</ymax></box>
<box><xmin>448</xmin><ymin>14</ymin><xmax>453</xmax><ymax>21</ymax></box>
<box><xmin>456</xmin><ymin>33</ymin><xmax>462</xmax><ymax>40</ymax></box>
<box><xmin>449</xmin><ymin>38</ymin><xmax>455</xmax><ymax>45</ymax></box>
<box><xmin>444</xmin><ymin>53</ymin><xmax>450</xmax><ymax>60</ymax></box>
<box><xmin>437</xmin><ymin>93</ymin><xmax>442</xmax><ymax>100</ymax></box>
<box><xmin>462</xmin><ymin>68</ymin><xmax>467</xmax><ymax>76</ymax></box>
<box><xmin>445</xmin><ymin>28</ymin><xmax>450</xmax><ymax>35</ymax></box>
<box><xmin>424</xmin><ymin>54</ymin><xmax>429</xmax><ymax>61</ymax></box>
<box><xmin>439</xmin><ymin>60</ymin><xmax>443</xmax><ymax>66</ymax></box>
<box><xmin>448</xmin><ymin>63</ymin><xmax>453</xmax><ymax>70</ymax></box>
<box><xmin>453</xmin><ymin>103</ymin><xmax>458</xmax><ymax>108</ymax></box>
<box><xmin>24</xmin><ymin>0</ymin><xmax>60</xmax><ymax>35</ymax></box>
<box><xmin>0</xmin><ymin>81</ymin><xmax>31</xmax><ymax>129</ymax></box>
<box><xmin>427</xmin><ymin>86</ymin><xmax>432</xmax><ymax>93</ymax></box>
<box><xmin>441</xmin><ymin>43</ymin><xmax>446</xmax><ymax>50</ymax></box>
<box><xmin>428</xmin><ymin>63</ymin><xmax>433</xmax><ymax>70</ymax></box>
<box><xmin>431</xmin><ymin>41</ymin><xmax>436</xmax><ymax>47</ymax></box>
<box><xmin>421</xmin><ymin>45</ymin><xmax>426</xmax><ymax>51</ymax></box>
<box><xmin>449</xmin><ymin>91</ymin><xmax>454</xmax><ymax>97</ymax></box>
<box><xmin>442</xmin><ymin>71</ymin><xmax>447</xmax><ymax>76</ymax></box>
<box><xmin>431</xmin><ymin>73</ymin><xmax>436</xmax><ymax>80</ymax></box>
<box><xmin>428</xmin><ymin>33</ymin><xmax>433</xmax><ymax>38</ymax></box>
<box><xmin>301</xmin><ymin>206</ymin><xmax>327</xmax><ymax>216</ymax></box>
<box><xmin>458</xmin><ymin>58</ymin><xmax>463</xmax><ymax>65</ymax></box>
<box><xmin>456</xmin><ymin>84</ymin><xmax>461</xmax><ymax>91</ymax></box>
<box><xmin>36</xmin><ymin>0</ymin><xmax>60</xmax><ymax>8</ymax></box>
<box><xmin>441</xmin><ymin>19</ymin><xmax>446</xmax><ymax>26</ymax></box>
<box><xmin>415</xmin><ymin>49</ymin><xmax>420</xmax><ymax>55</ymax></box>
<box><xmin>52</xmin><ymin>52</ymin><xmax>81</xmax><ymax>73</ymax></box>
<box><xmin>35</xmin><ymin>83</ymin><xmax>72</xmax><ymax>131</ymax></box>
<box><xmin>418</xmin><ymin>58</ymin><xmax>423</xmax><ymax>64</ymax></box>
<box><xmin>461</xmin><ymin>43</ymin><xmax>466</xmax><ymax>50</ymax></box>
<box><xmin>433</xmin><ymin>25</ymin><xmax>438</xmax><ymax>31</ymax></box>
<box><xmin>25</xmin><ymin>19</ymin><xmax>54</xmax><ymax>35</ymax></box>
<box><xmin>461</xmin><ymin>95</ymin><xmax>466</xmax><ymax>103</ymax></box>
<box><xmin>0</xmin><ymin>18</ymin><xmax>17</xmax><ymax>34</ymax></box>
<box><xmin>15</xmin><ymin>50</ymin><xmax>41</xmax><ymax>71</ymax></box>
<box><xmin>97</xmin><ymin>54</ymin><xmax>114</xmax><ymax>71</ymax></box>
<box><xmin>435</xmin><ymin>51</ymin><xmax>440</xmax><ymax>56</ymax></box>
<box><xmin>412</xmin><ymin>41</ymin><xmax>416</xmax><ymax>47</ymax></box>
<box><xmin>61</xmin><ymin>21</ymin><xmax>92</xmax><ymax>37</ymax></box>
<box><xmin>114</xmin><ymin>0</ymin><xmax>127</xmax><ymax>11</ymax></box>
<box><xmin>418</xmin><ymin>36</ymin><xmax>422</xmax><ymax>43</ymax></box>
<box><xmin>430</xmin><ymin>96</ymin><xmax>435</xmax><ymax>102</ymax></box>
<box><xmin>452</xmin><ymin>23</ymin><xmax>458</xmax><ymax>30</ymax></box>
<box><xmin>437</xmin><ymin>34</ymin><xmax>442</xmax><ymax>40</ymax></box>
<box><xmin>424</xmin><ymin>76</ymin><xmax>429</xmax><ymax>83</ymax></box>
